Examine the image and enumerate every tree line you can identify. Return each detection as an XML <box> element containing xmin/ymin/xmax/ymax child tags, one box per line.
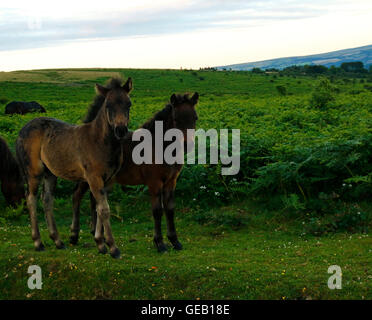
<box><xmin>253</xmin><ymin>61</ymin><xmax>372</xmax><ymax>78</ymax></box>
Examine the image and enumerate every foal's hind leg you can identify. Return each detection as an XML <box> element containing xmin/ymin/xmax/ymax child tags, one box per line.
<box><xmin>70</xmin><ymin>182</ymin><xmax>89</xmax><ymax>245</ymax></box>
<box><xmin>27</xmin><ymin>176</ymin><xmax>44</xmax><ymax>251</ymax></box>
<box><xmin>43</xmin><ymin>171</ymin><xmax>64</xmax><ymax>249</ymax></box>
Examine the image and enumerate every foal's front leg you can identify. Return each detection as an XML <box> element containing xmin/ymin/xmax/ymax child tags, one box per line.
<box><xmin>163</xmin><ymin>187</ymin><xmax>182</xmax><ymax>250</ymax></box>
<box><xmin>151</xmin><ymin>193</ymin><xmax>167</xmax><ymax>252</ymax></box>
<box><xmin>149</xmin><ymin>183</ymin><xmax>167</xmax><ymax>252</ymax></box>
<box><xmin>88</xmin><ymin>178</ymin><xmax>120</xmax><ymax>259</ymax></box>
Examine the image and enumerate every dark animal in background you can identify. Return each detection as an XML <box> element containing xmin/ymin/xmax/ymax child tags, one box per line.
<box><xmin>72</xmin><ymin>92</ymin><xmax>199</xmax><ymax>252</ymax></box>
<box><xmin>5</xmin><ymin>101</ymin><xmax>46</xmax><ymax>115</ymax></box>
<box><xmin>15</xmin><ymin>77</ymin><xmax>133</xmax><ymax>258</ymax></box>
<box><xmin>0</xmin><ymin>137</ymin><xmax>24</xmax><ymax>206</ymax></box>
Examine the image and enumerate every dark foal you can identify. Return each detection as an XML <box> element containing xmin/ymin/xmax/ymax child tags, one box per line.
<box><xmin>0</xmin><ymin>137</ymin><xmax>24</xmax><ymax>206</ymax></box>
<box><xmin>72</xmin><ymin>92</ymin><xmax>199</xmax><ymax>252</ymax></box>
<box><xmin>16</xmin><ymin>77</ymin><xmax>133</xmax><ymax>258</ymax></box>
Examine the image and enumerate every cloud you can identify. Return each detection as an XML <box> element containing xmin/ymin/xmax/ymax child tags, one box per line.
<box><xmin>1</xmin><ymin>0</ymin><xmax>372</xmax><ymax>71</ymax></box>
<box><xmin>0</xmin><ymin>0</ymin><xmax>342</xmax><ymax>51</ymax></box>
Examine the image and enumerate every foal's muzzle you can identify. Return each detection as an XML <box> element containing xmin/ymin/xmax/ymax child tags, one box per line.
<box><xmin>114</xmin><ymin>125</ymin><xmax>128</xmax><ymax>140</ymax></box>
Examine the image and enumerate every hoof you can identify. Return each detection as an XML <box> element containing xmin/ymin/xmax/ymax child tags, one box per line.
<box><xmin>110</xmin><ymin>248</ymin><xmax>121</xmax><ymax>259</ymax></box>
<box><xmin>172</xmin><ymin>241</ymin><xmax>183</xmax><ymax>251</ymax></box>
<box><xmin>98</xmin><ymin>246</ymin><xmax>108</xmax><ymax>255</ymax></box>
<box><xmin>155</xmin><ymin>242</ymin><xmax>168</xmax><ymax>253</ymax></box>
<box><xmin>35</xmin><ymin>242</ymin><xmax>45</xmax><ymax>251</ymax></box>
<box><xmin>56</xmin><ymin>242</ymin><xmax>66</xmax><ymax>250</ymax></box>
<box><xmin>69</xmin><ymin>236</ymin><xmax>79</xmax><ymax>245</ymax></box>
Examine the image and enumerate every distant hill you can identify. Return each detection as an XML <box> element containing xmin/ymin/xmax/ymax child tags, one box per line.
<box><xmin>217</xmin><ymin>44</ymin><xmax>372</xmax><ymax>71</ymax></box>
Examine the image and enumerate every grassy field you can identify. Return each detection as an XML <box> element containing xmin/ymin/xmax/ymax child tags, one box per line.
<box><xmin>0</xmin><ymin>69</ymin><xmax>371</xmax><ymax>300</ymax></box>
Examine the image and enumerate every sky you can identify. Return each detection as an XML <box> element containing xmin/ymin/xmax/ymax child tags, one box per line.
<box><xmin>0</xmin><ymin>0</ymin><xmax>372</xmax><ymax>71</ymax></box>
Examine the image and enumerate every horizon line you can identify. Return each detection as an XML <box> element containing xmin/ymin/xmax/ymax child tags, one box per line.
<box><xmin>1</xmin><ymin>42</ymin><xmax>371</xmax><ymax>73</ymax></box>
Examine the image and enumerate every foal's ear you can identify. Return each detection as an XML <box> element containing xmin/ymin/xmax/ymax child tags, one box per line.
<box><xmin>122</xmin><ymin>77</ymin><xmax>133</xmax><ymax>93</ymax></box>
<box><xmin>170</xmin><ymin>93</ymin><xmax>178</xmax><ymax>106</ymax></box>
<box><xmin>191</xmin><ymin>92</ymin><xmax>199</xmax><ymax>105</ymax></box>
<box><xmin>95</xmin><ymin>84</ymin><xmax>109</xmax><ymax>97</ymax></box>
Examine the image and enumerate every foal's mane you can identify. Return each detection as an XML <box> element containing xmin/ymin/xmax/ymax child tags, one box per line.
<box><xmin>83</xmin><ymin>77</ymin><xmax>124</xmax><ymax>123</ymax></box>
<box><xmin>141</xmin><ymin>93</ymin><xmax>193</xmax><ymax>133</ymax></box>
<box><xmin>0</xmin><ymin>137</ymin><xmax>22</xmax><ymax>181</ymax></box>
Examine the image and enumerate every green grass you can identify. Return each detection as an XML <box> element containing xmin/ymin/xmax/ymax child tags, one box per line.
<box><xmin>0</xmin><ymin>195</ymin><xmax>370</xmax><ymax>300</ymax></box>
<box><xmin>0</xmin><ymin>69</ymin><xmax>371</xmax><ymax>300</ymax></box>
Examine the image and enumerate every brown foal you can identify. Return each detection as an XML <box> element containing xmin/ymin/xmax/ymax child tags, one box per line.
<box><xmin>16</xmin><ymin>77</ymin><xmax>133</xmax><ymax>258</ymax></box>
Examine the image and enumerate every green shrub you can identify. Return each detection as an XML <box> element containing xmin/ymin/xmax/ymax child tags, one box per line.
<box><xmin>276</xmin><ymin>85</ymin><xmax>287</xmax><ymax>96</ymax></box>
<box><xmin>309</xmin><ymin>78</ymin><xmax>336</xmax><ymax>109</ymax></box>
<box><xmin>191</xmin><ymin>206</ymin><xmax>251</xmax><ymax>229</ymax></box>
<box><xmin>305</xmin><ymin>203</ymin><xmax>370</xmax><ymax>235</ymax></box>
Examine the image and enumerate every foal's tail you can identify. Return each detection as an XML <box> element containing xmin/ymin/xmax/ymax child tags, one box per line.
<box><xmin>15</xmin><ymin>136</ymin><xmax>28</xmax><ymax>185</ymax></box>
<box><xmin>15</xmin><ymin>118</ymin><xmax>47</xmax><ymax>184</ymax></box>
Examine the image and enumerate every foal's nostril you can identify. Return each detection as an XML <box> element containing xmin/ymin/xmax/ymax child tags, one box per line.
<box><xmin>114</xmin><ymin>126</ymin><xmax>128</xmax><ymax>139</ymax></box>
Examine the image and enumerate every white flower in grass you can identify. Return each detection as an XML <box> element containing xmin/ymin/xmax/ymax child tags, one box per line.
<box><xmin>215</xmin><ymin>192</ymin><xmax>220</xmax><ymax>196</ymax></box>
<box><xmin>200</xmin><ymin>186</ymin><xmax>206</xmax><ymax>190</ymax></box>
